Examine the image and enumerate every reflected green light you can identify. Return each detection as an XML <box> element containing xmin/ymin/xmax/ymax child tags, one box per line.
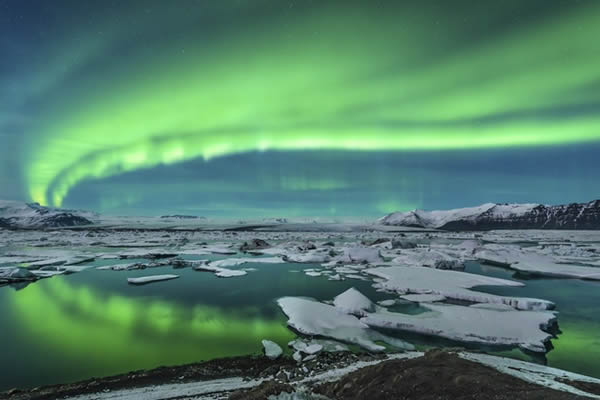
<box><xmin>8</xmin><ymin>278</ymin><xmax>294</xmax><ymax>370</ymax></box>
<box><xmin>19</xmin><ymin>1</ymin><xmax>600</xmax><ymax>206</ymax></box>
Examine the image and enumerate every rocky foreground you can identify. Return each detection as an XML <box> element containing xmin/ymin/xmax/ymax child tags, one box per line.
<box><xmin>2</xmin><ymin>350</ymin><xmax>600</xmax><ymax>400</ymax></box>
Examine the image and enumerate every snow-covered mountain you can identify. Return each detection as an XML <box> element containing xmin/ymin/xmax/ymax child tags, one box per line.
<box><xmin>379</xmin><ymin>200</ymin><xmax>600</xmax><ymax>230</ymax></box>
<box><xmin>0</xmin><ymin>200</ymin><xmax>96</xmax><ymax>229</ymax></box>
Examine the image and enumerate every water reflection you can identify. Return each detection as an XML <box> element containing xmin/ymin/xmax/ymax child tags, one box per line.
<box><xmin>2</xmin><ymin>275</ymin><xmax>294</xmax><ymax>389</ymax></box>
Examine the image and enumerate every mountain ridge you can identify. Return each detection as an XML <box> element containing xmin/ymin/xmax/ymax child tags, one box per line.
<box><xmin>0</xmin><ymin>200</ymin><xmax>96</xmax><ymax>229</ymax></box>
<box><xmin>379</xmin><ymin>200</ymin><xmax>600</xmax><ymax>230</ymax></box>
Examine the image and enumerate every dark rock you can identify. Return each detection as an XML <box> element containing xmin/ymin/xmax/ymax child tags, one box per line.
<box><xmin>391</xmin><ymin>238</ymin><xmax>418</xmax><ymax>249</ymax></box>
<box><xmin>240</xmin><ymin>239</ymin><xmax>271</xmax><ymax>252</ymax></box>
<box><xmin>314</xmin><ymin>350</ymin><xmax>583</xmax><ymax>400</ymax></box>
<box><xmin>365</xmin><ymin>238</ymin><xmax>390</xmax><ymax>246</ymax></box>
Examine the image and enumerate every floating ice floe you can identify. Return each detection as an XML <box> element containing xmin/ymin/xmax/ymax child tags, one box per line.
<box><xmin>289</xmin><ymin>339</ymin><xmax>349</xmax><ymax>355</ymax></box>
<box><xmin>337</xmin><ymin>247</ymin><xmax>383</xmax><ymax>264</ymax></box>
<box><xmin>97</xmin><ymin>262</ymin><xmax>148</xmax><ymax>271</ymax></box>
<box><xmin>304</xmin><ymin>269</ymin><xmax>322</xmax><ymax>277</ymax></box>
<box><xmin>0</xmin><ymin>267</ymin><xmax>38</xmax><ymax>283</ymax></box>
<box><xmin>366</xmin><ymin>266</ymin><xmax>554</xmax><ymax>311</ymax></box>
<box><xmin>400</xmin><ymin>294</ymin><xmax>446</xmax><ymax>303</ymax></box>
<box><xmin>344</xmin><ymin>274</ymin><xmax>370</xmax><ymax>281</ymax></box>
<box><xmin>284</xmin><ymin>250</ymin><xmax>332</xmax><ymax>264</ymax></box>
<box><xmin>328</xmin><ymin>273</ymin><xmax>343</xmax><ymax>281</ymax></box>
<box><xmin>117</xmin><ymin>249</ymin><xmax>178</xmax><ymax>259</ymax></box>
<box><xmin>208</xmin><ymin>256</ymin><xmax>284</xmax><ymax>268</ymax></box>
<box><xmin>28</xmin><ymin>267</ymin><xmax>68</xmax><ymax>278</ymax></box>
<box><xmin>193</xmin><ymin>263</ymin><xmax>247</xmax><ymax>278</ymax></box>
<box><xmin>388</xmin><ymin>248</ymin><xmax>465</xmax><ymax>270</ymax></box>
<box><xmin>127</xmin><ymin>274</ymin><xmax>179</xmax><ymax>285</ymax></box>
<box><xmin>277</xmin><ymin>296</ymin><xmax>414</xmax><ymax>352</ymax></box>
<box><xmin>361</xmin><ymin>302</ymin><xmax>556</xmax><ymax>353</ymax></box>
<box><xmin>178</xmin><ymin>243</ymin><xmax>238</xmax><ymax>256</ymax></box>
<box><xmin>289</xmin><ymin>339</ymin><xmax>323</xmax><ymax>355</ymax></box>
<box><xmin>261</xmin><ymin>339</ymin><xmax>283</xmax><ymax>360</ymax></box>
<box><xmin>476</xmin><ymin>245</ymin><xmax>600</xmax><ymax>280</ymax></box>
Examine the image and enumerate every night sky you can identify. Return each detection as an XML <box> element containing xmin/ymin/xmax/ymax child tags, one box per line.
<box><xmin>1</xmin><ymin>0</ymin><xmax>599</xmax><ymax>217</ymax></box>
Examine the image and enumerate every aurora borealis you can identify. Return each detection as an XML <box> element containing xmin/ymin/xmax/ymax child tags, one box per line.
<box><xmin>2</xmin><ymin>0</ymin><xmax>600</xmax><ymax>215</ymax></box>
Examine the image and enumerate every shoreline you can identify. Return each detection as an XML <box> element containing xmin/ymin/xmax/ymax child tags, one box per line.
<box><xmin>3</xmin><ymin>350</ymin><xmax>600</xmax><ymax>400</ymax></box>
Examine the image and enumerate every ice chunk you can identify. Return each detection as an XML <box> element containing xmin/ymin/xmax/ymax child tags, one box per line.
<box><xmin>304</xmin><ymin>271</ymin><xmax>322</xmax><ymax>277</ymax></box>
<box><xmin>366</xmin><ymin>266</ymin><xmax>554</xmax><ymax>311</ymax></box>
<box><xmin>289</xmin><ymin>339</ymin><xmax>349</xmax><ymax>354</ymax></box>
<box><xmin>401</xmin><ymin>294</ymin><xmax>446</xmax><ymax>303</ymax></box>
<box><xmin>333</xmin><ymin>287</ymin><xmax>376</xmax><ymax>316</ymax></box>
<box><xmin>284</xmin><ymin>250</ymin><xmax>332</xmax><ymax>264</ymax></box>
<box><xmin>0</xmin><ymin>267</ymin><xmax>38</xmax><ymax>283</ymax></box>
<box><xmin>127</xmin><ymin>274</ymin><xmax>179</xmax><ymax>285</ymax></box>
<box><xmin>208</xmin><ymin>256</ymin><xmax>283</xmax><ymax>268</ymax></box>
<box><xmin>215</xmin><ymin>269</ymin><xmax>247</xmax><ymax>278</ymax></box>
<box><xmin>261</xmin><ymin>339</ymin><xmax>283</xmax><ymax>360</ymax></box>
<box><xmin>390</xmin><ymin>249</ymin><xmax>464</xmax><ymax>270</ymax></box>
<box><xmin>193</xmin><ymin>264</ymin><xmax>247</xmax><ymax>278</ymax></box>
<box><xmin>339</xmin><ymin>246</ymin><xmax>383</xmax><ymax>264</ymax></box>
<box><xmin>288</xmin><ymin>339</ymin><xmax>323</xmax><ymax>355</ymax></box>
<box><xmin>476</xmin><ymin>246</ymin><xmax>600</xmax><ymax>280</ymax></box>
<box><xmin>361</xmin><ymin>302</ymin><xmax>556</xmax><ymax>353</ymax></box>
<box><xmin>277</xmin><ymin>296</ymin><xmax>413</xmax><ymax>352</ymax></box>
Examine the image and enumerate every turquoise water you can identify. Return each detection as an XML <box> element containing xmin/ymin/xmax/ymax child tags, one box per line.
<box><xmin>0</xmin><ymin>258</ymin><xmax>599</xmax><ymax>390</ymax></box>
<box><xmin>464</xmin><ymin>261</ymin><xmax>600</xmax><ymax>379</ymax></box>
<box><xmin>0</xmin><ymin>258</ymin><xmax>393</xmax><ymax>390</ymax></box>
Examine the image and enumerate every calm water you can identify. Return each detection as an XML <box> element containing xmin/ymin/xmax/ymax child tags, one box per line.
<box><xmin>1</xmin><ymin>258</ymin><xmax>599</xmax><ymax>390</ymax></box>
<box><xmin>465</xmin><ymin>262</ymin><xmax>600</xmax><ymax>379</ymax></box>
<box><xmin>0</xmin><ymin>257</ymin><xmax>393</xmax><ymax>390</ymax></box>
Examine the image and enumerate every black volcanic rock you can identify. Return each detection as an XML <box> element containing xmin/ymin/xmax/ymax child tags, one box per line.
<box><xmin>380</xmin><ymin>200</ymin><xmax>600</xmax><ymax>231</ymax></box>
<box><xmin>240</xmin><ymin>238</ymin><xmax>271</xmax><ymax>252</ymax></box>
<box><xmin>37</xmin><ymin>213</ymin><xmax>93</xmax><ymax>228</ymax></box>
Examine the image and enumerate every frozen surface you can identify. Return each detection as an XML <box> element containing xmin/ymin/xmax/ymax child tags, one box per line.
<box><xmin>400</xmin><ymin>294</ymin><xmax>446</xmax><ymax>303</ymax></box>
<box><xmin>277</xmin><ymin>296</ymin><xmax>414</xmax><ymax>352</ymax></box>
<box><xmin>127</xmin><ymin>274</ymin><xmax>179</xmax><ymax>285</ymax></box>
<box><xmin>476</xmin><ymin>245</ymin><xmax>600</xmax><ymax>280</ymax></box>
<box><xmin>366</xmin><ymin>266</ymin><xmax>554</xmax><ymax>311</ymax></box>
<box><xmin>261</xmin><ymin>340</ymin><xmax>283</xmax><ymax>360</ymax></box>
<box><xmin>193</xmin><ymin>264</ymin><xmax>248</xmax><ymax>278</ymax></box>
<box><xmin>333</xmin><ymin>287</ymin><xmax>376</xmax><ymax>316</ymax></box>
<box><xmin>0</xmin><ymin>267</ymin><xmax>38</xmax><ymax>283</ymax></box>
<box><xmin>362</xmin><ymin>302</ymin><xmax>556</xmax><ymax>353</ymax></box>
<box><xmin>388</xmin><ymin>248</ymin><xmax>465</xmax><ymax>270</ymax></box>
<box><xmin>208</xmin><ymin>257</ymin><xmax>284</xmax><ymax>268</ymax></box>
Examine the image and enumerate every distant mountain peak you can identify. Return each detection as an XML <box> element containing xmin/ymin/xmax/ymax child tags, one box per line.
<box><xmin>379</xmin><ymin>200</ymin><xmax>600</xmax><ymax>230</ymax></box>
<box><xmin>0</xmin><ymin>200</ymin><xmax>95</xmax><ymax>229</ymax></box>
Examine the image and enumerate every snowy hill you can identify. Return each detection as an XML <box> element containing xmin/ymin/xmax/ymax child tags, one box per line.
<box><xmin>379</xmin><ymin>200</ymin><xmax>600</xmax><ymax>230</ymax></box>
<box><xmin>0</xmin><ymin>200</ymin><xmax>96</xmax><ymax>229</ymax></box>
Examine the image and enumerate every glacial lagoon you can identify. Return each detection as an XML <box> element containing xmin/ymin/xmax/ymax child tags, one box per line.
<box><xmin>1</xmin><ymin>252</ymin><xmax>599</xmax><ymax>391</ymax></box>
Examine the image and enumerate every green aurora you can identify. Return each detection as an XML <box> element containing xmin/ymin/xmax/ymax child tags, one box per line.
<box><xmin>1</xmin><ymin>0</ymin><xmax>597</xmax><ymax>210</ymax></box>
